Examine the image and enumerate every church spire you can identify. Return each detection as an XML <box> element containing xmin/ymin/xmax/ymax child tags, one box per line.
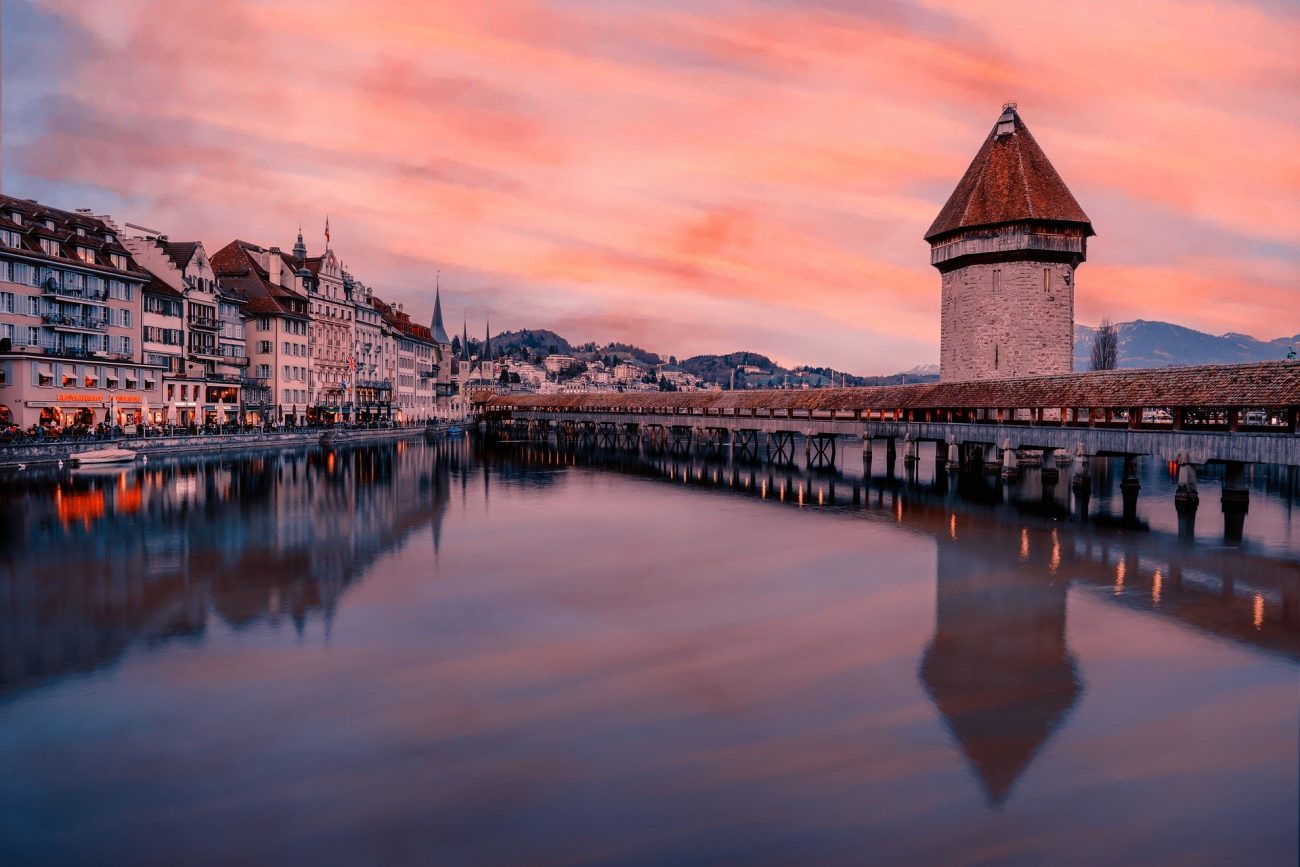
<box><xmin>430</xmin><ymin>275</ymin><xmax>450</xmax><ymax>345</ymax></box>
<box><xmin>293</xmin><ymin>225</ymin><xmax>307</xmax><ymax>260</ymax></box>
<box><xmin>484</xmin><ymin>318</ymin><xmax>492</xmax><ymax>362</ymax></box>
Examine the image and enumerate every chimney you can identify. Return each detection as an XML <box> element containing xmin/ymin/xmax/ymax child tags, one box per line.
<box><xmin>267</xmin><ymin>247</ymin><xmax>281</xmax><ymax>287</ymax></box>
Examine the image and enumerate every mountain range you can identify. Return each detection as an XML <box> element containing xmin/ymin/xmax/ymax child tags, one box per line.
<box><xmin>479</xmin><ymin>320</ymin><xmax>1297</xmax><ymax>388</ymax></box>
<box><xmin>1073</xmin><ymin>320</ymin><xmax>1298</xmax><ymax>369</ymax></box>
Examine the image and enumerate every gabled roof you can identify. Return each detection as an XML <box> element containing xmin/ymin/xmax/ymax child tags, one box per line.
<box><xmin>162</xmin><ymin>241</ymin><xmax>200</xmax><ymax>270</ymax></box>
<box><xmin>0</xmin><ymin>192</ymin><xmax>149</xmax><ymax>279</ymax></box>
<box><xmin>210</xmin><ymin>239</ymin><xmax>308</xmax><ymax>318</ymax></box>
<box><xmin>925</xmin><ymin>105</ymin><xmax>1092</xmax><ymax>242</ymax></box>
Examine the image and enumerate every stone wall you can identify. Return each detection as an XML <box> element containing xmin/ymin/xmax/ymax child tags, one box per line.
<box><xmin>939</xmin><ymin>260</ymin><xmax>1075</xmax><ymax>382</ymax></box>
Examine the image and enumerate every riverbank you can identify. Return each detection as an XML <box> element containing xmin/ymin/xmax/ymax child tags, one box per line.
<box><xmin>0</xmin><ymin>424</ymin><xmax>453</xmax><ymax>468</ymax></box>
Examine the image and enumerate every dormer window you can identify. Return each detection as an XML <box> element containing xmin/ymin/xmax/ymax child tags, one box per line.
<box><xmin>110</xmin><ymin>252</ymin><xmax>128</xmax><ymax>269</ymax></box>
<box><xmin>43</xmin><ymin>219</ymin><xmax>55</xmax><ymax>230</ymax></box>
<box><xmin>77</xmin><ymin>247</ymin><xmax>95</xmax><ymax>264</ymax></box>
<box><xmin>75</xmin><ymin>227</ymin><xmax>87</xmax><ymax>236</ymax></box>
<box><xmin>10</xmin><ymin>212</ymin><xmax>21</xmax><ymax>224</ymax></box>
<box><xmin>39</xmin><ymin>238</ymin><xmax>59</xmax><ymax>256</ymax></box>
<box><xmin>104</xmin><ymin>232</ymin><xmax>116</xmax><ymax>243</ymax></box>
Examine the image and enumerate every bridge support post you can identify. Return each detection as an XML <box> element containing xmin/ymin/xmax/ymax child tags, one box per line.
<box><xmin>884</xmin><ymin>437</ymin><xmax>896</xmax><ymax>475</ymax></box>
<box><xmin>1001</xmin><ymin>440</ymin><xmax>1019</xmax><ymax>480</ymax></box>
<box><xmin>1071</xmin><ymin>444</ymin><xmax>1091</xmax><ymax>521</ymax></box>
<box><xmin>806</xmin><ymin>434</ymin><xmax>837</xmax><ymax>471</ymax></box>
<box><xmin>1221</xmin><ymin>460</ymin><xmax>1249</xmax><ymax>542</ymax></box>
<box><xmin>903</xmin><ymin>434</ymin><xmax>919</xmax><ymax>466</ymax></box>
<box><xmin>1121</xmin><ymin>456</ymin><xmax>1141</xmax><ymax>524</ymax></box>
<box><xmin>1041</xmin><ymin>448</ymin><xmax>1060</xmax><ymax>483</ymax></box>
<box><xmin>766</xmin><ymin>431</ymin><xmax>796</xmax><ymax>465</ymax></box>
<box><xmin>669</xmin><ymin>425</ymin><xmax>693</xmax><ymax>456</ymax></box>
<box><xmin>946</xmin><ymin>438</ymin><xmax>960</xmax><ymax>472</ymax></box>
<box><xmin>1174</xmin><ymin>450</ymin><xmax>1199</xmax><ymax>538</ymax></box>
<box><xmin>861</xmin><ymin>435</ymin><xmax>873</xmax><ymax>471</ymax></box>
<box><xmin>734</xmin><ymin>429</ymin><xmax>759</xmax><ymax>463</ymax></box>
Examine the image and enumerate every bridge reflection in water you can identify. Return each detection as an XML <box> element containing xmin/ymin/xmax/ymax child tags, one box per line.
<box><xmin>489</xmin><ymin>436</ymin><xmax>1300</xmax><ymax>806</ymax></box>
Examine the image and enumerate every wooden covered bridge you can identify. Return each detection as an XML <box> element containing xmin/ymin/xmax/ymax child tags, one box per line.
<box><xmin>476</xmin><ymin>360</ymin><xmax>1300</xmax><ymax>537</ymax></box>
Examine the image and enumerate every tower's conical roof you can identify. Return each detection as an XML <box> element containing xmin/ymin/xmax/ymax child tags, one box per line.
<box><xmin>925</xmin><ymin>105</ymin><xmax>1092</xmax><ymax>242</ymax></box>
<box><xmin>430</xmin><ymin>286</ymin><xmax>450</xmax><ymax>344</ymax></box>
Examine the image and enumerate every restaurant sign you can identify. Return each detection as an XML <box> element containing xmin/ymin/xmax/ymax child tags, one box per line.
<box><xmin>56</xmin><ymin>393</ymin><xmax>142</xmax><ymax>403</ymax></box>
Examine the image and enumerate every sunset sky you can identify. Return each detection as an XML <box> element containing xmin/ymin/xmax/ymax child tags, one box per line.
<box><xmin>3</xmin><ymin>0</ymin><xmax>1297</xmax><ymax>373</ymax></box>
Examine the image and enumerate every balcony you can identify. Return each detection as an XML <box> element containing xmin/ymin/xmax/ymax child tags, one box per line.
<box><xmin>42</xmin><ymin>313</ymin><xmax>108</xmax><ymax>333</ymax></box>
<box><xmin>188</xmin><ymin>314</ymin><xmax>220</xmax><ymax>331</ymax></box>
<box><xmin>42</xmin><ymin>345</ymin><xmax>98</xmax><ymax>360</ymax></box>
<box><xmin>218</xmin><ymin>352</ymin><xmax>250</xmax><ymax>367</ymax></box>
<box><xmin>41</xmin><ymin>282</ymin><xmax>109</xmax><ymax>304</ymax></box>
<box><xmin>356</xmin><ymin>378</ymin><xmax>393</xmax><ymax>391</ymax></box>
<box><xmin>188</xmin><ymin>346</ymin><xmax>222</xmax><ymax>361</ymax></box>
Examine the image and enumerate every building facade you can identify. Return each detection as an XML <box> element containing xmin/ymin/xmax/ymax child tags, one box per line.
<box><xmin>0</xmin><ymin>195</ymin><xmax>161</xmax><ymax>430</ymax></box>
<box><xmin>210</xmin><ymin>240</ymin><xmax>312</xmax><ymax>424</ymax></box>
<box><xmin>126</xmin><ymin>235</ymin><xmax>255</xmax><ymax>426</ymax></box>
<box><xmin>926</xmin><ymin>104</ymin><xmax>1093</xmax><ymax>382</ymax></box>
<box><xmin>293</xmin><ymin>232</ymin><xmax>353</xmax><ymax>420</ymax></box>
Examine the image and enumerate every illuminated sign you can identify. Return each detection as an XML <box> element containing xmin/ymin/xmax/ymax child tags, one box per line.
<box><xmin>57</xmin><ymin>393</ymin><xmax>143</xmax><ymax>403</ymax></box>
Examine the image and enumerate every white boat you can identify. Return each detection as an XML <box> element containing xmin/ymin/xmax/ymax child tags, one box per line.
<box><xmin>70</xmin><ymin>447</ymin><xmax>137</xmax><ymax>466</ymax></box>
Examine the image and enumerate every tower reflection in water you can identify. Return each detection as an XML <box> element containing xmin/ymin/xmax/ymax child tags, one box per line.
<box><xmin>0</xmin><ymin>441</ymin><xmax>456</xmax><ymax>703</ymax></box>
<box><xmin>921</xmin><ymin>529</ymin><xmax>1079</xmax><ymax>806</ymax></box>
<box><xmin>493</xmin><ymin>439</ymin><xmax>1299</xmax><ymax>807</ymax></box>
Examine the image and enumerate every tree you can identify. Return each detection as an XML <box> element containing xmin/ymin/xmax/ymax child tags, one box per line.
<box><xmin>1091</xmin><ymin>319</ymin><xmax>1119</xmax><ymax>370</ymax></box>
<box><xmin>451</xmin><ymin>336</ymin><xmax>461</xmax><ymax>357</ymax></box>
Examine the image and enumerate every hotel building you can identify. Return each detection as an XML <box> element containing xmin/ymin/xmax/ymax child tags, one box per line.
<box><xmin>0</xmin><ymin>195</ymin><xmax>161</xmax><ymax>430</ymax></box>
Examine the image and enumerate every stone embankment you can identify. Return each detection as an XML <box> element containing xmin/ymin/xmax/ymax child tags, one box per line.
<box><xmin>0</xmin><ymin>425</ymin><xmax>445</xmax><ymax>468</ymax></box>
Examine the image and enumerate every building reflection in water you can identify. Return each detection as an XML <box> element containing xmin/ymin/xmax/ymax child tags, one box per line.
<box><xmin>0</xmin><ymin>441</ymin><xmax>455</xmax><ymax>703</ymax></box>
<box><xmin>490</xmin><ymin>440</ymin><xmax>1300</xmax><ymax>807</ymax></box>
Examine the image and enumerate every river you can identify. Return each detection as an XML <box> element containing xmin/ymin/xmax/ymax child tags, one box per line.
<box><xmin>0</xmin><ymin>437</ymin><xmax>1296</xmax><ymax>866</ymax></box>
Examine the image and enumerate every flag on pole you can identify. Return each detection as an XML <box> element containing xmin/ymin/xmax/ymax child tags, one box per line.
<box><xmin>325</xmin><ymin>215</ymin><xmax>330</xmax><ymax>248</ymax></box>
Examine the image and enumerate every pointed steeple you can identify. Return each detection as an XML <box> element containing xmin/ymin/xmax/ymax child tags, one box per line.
<box><xmin>484</xmin><ymin>318</ymin><xmax>492</xmax><ymax>362</ymax></box>
<box><xmin>292</xmin><ymin>225</ymin><xmax>307</xmax><ymax>260</ymax></box>
<box><xmin>430</xmin><ymin>275</ymin><xmax>450</xmax><ymax>345</ymax></box>
<box><xmin>462</xmin><ymin>320</ymin><xmax>470</xmax><ymax>361</ymax></box>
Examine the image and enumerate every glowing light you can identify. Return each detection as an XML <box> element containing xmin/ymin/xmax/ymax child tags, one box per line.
<box><xmin>797</xmin><ymin>486</ymin><xmax>804</xmax><ymax>507</ymax></box>
<box><xmin>1115</xmin><ymin>559</ymin><xmax>1126</xmax><ymax>595</ymax></box>
<box><xmin>1253</xmin><ymin>593</ymin><xmax>1265</xmax><ymax>630</ymax></box>
<box><xmin>1019</xmin><ymin>528</ymin><xmax>1029</xmax><ymax>561</ymax></box>
<box><xmin>1049</xmin><ymin>530</ymin><xmax>1061</xmax><ymax>575</ymax></box>
<box><xmin>949</xmin><ymin>514</ymin><xmax>957</xmax><ymax>540</ymax></box>
<box><xmin>817</xmin><ymin>486</ymin><xmax>824</xmax><ymax>506</ymax></box>
<box><xmin>1152</xmin><ymin>569</ymin><xmax>1162</xmax><ymax>605</ymax></box>
<box><xmin>760</xmin><ymin>478</ymin><xmax>767</xmax><ymax>499</ymax></box>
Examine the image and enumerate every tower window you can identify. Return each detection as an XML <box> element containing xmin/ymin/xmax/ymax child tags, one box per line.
<box><xmin>1043</xmin><ymin>268</ymin><xmax>1050</xmax><ymax>291</ymax></box>
<box><xmin>995</xmin><ymin>345</ymin><xmax>1000</xmax><ymax>369</ymax></box>
<box><xmin>992</xmin><ymin>269</ymin><xmax>1001</xmax><ymax>292</ymax></box>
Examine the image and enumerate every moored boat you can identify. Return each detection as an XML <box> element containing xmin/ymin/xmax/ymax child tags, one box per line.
<box><xmin>69</xmin><ymin>447</ymin><xmax>138</xmax><ymax>466</ymax></box>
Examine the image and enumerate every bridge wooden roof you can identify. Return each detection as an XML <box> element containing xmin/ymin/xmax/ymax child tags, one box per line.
<box><xmin>481</xmin><ymin>362</ymin><xmax>1300</xmax><ymax>412</ymax></box>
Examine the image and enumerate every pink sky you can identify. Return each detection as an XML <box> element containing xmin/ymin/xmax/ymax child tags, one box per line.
<box><xmin>3</xmin><ymin>0</ymin><xmax>1297</xmax><ymax>372</ymax></box>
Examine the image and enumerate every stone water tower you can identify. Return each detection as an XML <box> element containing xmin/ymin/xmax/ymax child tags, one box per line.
<box><xmin>926</xmin><ymin>105</ymin><xmax>1093</xmax><ymax>382</ymax></box>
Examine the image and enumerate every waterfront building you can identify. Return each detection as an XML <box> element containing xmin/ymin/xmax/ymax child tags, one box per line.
<box><xmin>210</xmin><ymin>240</ymin><xmax>312</xmax><ymax>423</ymax></box>
<box><xmin>371</xmin><ymin>297</ymin><xmax>438</xmax><ymax>422</ymax></box>
<box><xmin>927</xmin><ymin>104</ymin><xmax>1093</xmax><ymax>382</ymax></box>
<box><xmin>0</xmin><ymin>194</ymin><xmax>160</xmax><ymax>430</ymax></box>
<box><xmin>346</xmin><ymin>271</ymin><xmax>394</xmax><ymax>421</ymax></box>
<box><xmin>126</xmin><ymin>234</ymin><xmax>256</xmax><ymax>426</ymax></box>
<box><xmin>291</xmin><ymin>231</ymin><xmax>353</xmax><ymax>421</ymax></box>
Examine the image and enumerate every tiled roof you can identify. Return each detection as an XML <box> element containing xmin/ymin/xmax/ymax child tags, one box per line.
<box><xmin>485</xmin><ymin>362</ymin><xmax>1300</xmax><ymax>411</ymax></box>
<box><xmin>0</xmin><ymin>192</ymin><xmax>148</xmax><ymax>279</ymax></box>
<box><xmin>925</xmin><ymin>106</ymin><xmax>1092</xmax><ymax>242</ymax></box>
<box><xmin>162</xmin><ymin>241</ymin><xmax>200</xmax><ymax>270</ymax></box>
<box><xmin>210</xmin><ymin>239</ymin><xmax>308</xmax><ymax>318</ymax></box>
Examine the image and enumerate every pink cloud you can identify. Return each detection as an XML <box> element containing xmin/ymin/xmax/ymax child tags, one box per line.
<box><xmin>11</xmin><ymin>0</ymin><xmax>1298</xmax><ymax>372</ymax></box>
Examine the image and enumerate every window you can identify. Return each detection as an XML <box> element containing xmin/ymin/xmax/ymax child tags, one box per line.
<box><xmin>77</xmin><ymin>247</ymin><xmax>95</xmax><ymax>264</ymax></box>
<box><xmin>27</xmin><ymin>296</ymin><xmax>40</xmax><ymax>316</ymax></box>
<box><xmin>992</xmin><ymin>269</ymin><xmax>1001</xmax><ymax>292</ymax></box>
<box><xmin>258</xmin><ymin>317</ymin><xmax>271</xmax><ymax>331</ymax></box>
<box><xmin>0</xmin><ymin>292</ymin><xmax>12</xmax><ymax>314</ymax></box>
<box><xmin>40</xmin><ymin>238</ymin><xmax>59</xmax><ymax>256</ymax></box>
<box><xmin>1043</xmin><ymin>268</ymin><xmax>1050</xmax><ymax>291</ymax></box>
<box><xmin>110</xmin><ymin>253</ymin><xmax>129</xmax><ymax>270</ymax></box>
<box><xmin>995</xmin><ymin>345</ymin><xmax>1000</xmax><ymax>369</ymax></box>
<box><xmin>258</xmin><ymin>340</ymin><xmax>272</xmax><ymax>353</ymax></box>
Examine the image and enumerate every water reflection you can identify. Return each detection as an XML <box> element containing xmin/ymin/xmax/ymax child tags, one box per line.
<box><xmin>0</xmin><ymin>441</ymin><xmax>455</xmax><ymax>702</ymax></box>
<box><xmin>490</xmin><ymin>440</ymin><xmax>1300</xmax><ymax>808</ymax></box>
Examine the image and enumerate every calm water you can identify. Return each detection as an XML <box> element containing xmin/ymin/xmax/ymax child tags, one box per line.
<box><xmin>1</xmin><ymin>437</ymin><xmax>1297</xmax><ymax>866</ymax></box>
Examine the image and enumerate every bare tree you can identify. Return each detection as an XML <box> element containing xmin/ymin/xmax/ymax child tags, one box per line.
<box><xmin>1090</xmin><ymin>319</ymin><xmax>1119</xmax><ymax>371</ymax></box>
